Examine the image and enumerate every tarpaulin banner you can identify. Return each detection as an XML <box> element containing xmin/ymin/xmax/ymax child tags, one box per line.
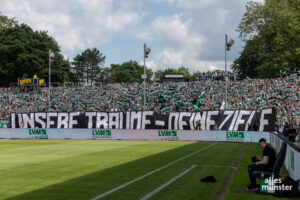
<box><xmin>10</xmin><ymin>108</ymin><xmax>275</xmax><ymax>131</ymax></box>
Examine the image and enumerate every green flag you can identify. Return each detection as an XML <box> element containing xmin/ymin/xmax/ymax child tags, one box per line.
<box><xmin>194</xmin><ymin>100</ymin><xmax>200</xmax><ymax>108</ymax></box>
<box><xmin>116</xmin><ymin>101</ymin><xmax>123</xmax><ymax>105</ymax></box>
<box><xmin>158</xmin><ymin>96</ymin><xmax>165</xmax><ymax>102</ymax></box>
<box><xmin>161</xmin><ymin>107</ymin><xmax>170</xmax><ymax>113</ymax></box>
<box><xmin>201</xmin><ymin>91</ymin><xmax>208</xmax><ymax>97</ymax></box>
<box><xmin>246</xmin><ymin>76</ymin><xmax>252</xmax><ymax>81</ymax></box>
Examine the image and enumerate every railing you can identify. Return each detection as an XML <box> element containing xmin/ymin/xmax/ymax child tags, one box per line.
<box><xmin>270</xmin><ymin>132</ymin><xmax>300</xmax><ymax>191</ymax></box>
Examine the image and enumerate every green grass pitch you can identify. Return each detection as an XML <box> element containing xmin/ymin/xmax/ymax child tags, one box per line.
<box><xmin>0</xmin><ymin>140</ymin><xmax>291</xmax><ymax>200</ymax></box>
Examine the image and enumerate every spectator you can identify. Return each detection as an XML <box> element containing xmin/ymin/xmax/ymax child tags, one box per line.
<box><xmin>284</xmin><ymin>124</ymin><xmax>297</xmax><ymax>142</ymax></box>
<box><xmin>0</xmin><ymin>75</ymin><xmax>299</xmax><ymax>125</ymax></box>
<box><xmin>195</xmin><ymin>121</ymin><xmax>202</xmax><ymax>130</ymax></box>
<box><xmin>247</xmin><ymin>138</ymin><xmax>276</xmax><ymax>190</ymax></box>
<box><xmin>253</xmin><ymin>124</ymin><xmax>259</xmax><ymax>131</ymax></box>
<box><xmin>294</xmin><ymin>127</ymin><xmax>300</xmax><ymax>147</ymax></box>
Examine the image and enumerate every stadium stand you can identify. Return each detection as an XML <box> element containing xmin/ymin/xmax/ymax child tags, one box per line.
<box><xmin>0</xmin><ymin>75</ymin><xmax>299</xmax><ymax>130</ymax></box>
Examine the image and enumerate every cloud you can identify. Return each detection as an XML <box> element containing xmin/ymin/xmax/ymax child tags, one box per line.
<box><xmin>144</xmin><ymin>0</ymin><xmax>254</xmax><ymax>72</ymax></box>
<box><xmin>0</xmin><ymin>0</ymin><xmax>143</xmax><ymax>57</ymax></box>
<box><xmin>152</xmin><ymin>14</ymin><xmax>198</xmax><ymax>50</ymax></box>
<box><xmin>144</xmin><ymin>58</ymin><xmax>227</xmax><ymax>73</ymax></box>
<box><xmin>177</xmin><ymin>0</ymin><xmax>220</xmax><ymax>9</ymax></box>
<box><xmin>150</xmin><ymin>0</ymin><xmax>175</xmax><ymax>4</ymax></box>
<box><xmin>149</xmin><ymin>14</ymin><xmax>221</xmax><ymax>72</ymax></box>
<box><xmin>140</xmin><ymin>60</ymin><xmax>159</xmax><ymax>71</ymax></box>
<box><xmin>0</xmin><ymin>0</ymin><xmax>263</xmax><ymax>72</ymax></box>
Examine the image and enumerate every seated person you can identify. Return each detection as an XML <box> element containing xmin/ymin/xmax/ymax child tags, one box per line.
<box><xmin>247</xmin><ymin>138</ymin><xmax>276</xmax><ymax>190</ymax></box>
<box><xmin>295</xmin><ymin>128</ymin><xmax>300</xmax><ymax>147</ymax></box>
<box><xmin>286</xmin><ymin>124</ymin><xmax>296</xmax><ymax>142</ymax></box>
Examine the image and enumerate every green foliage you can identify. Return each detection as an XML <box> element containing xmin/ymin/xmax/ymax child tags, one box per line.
<box><xmin>190</xmin><ymin>72</ymin><xmax>200</xmax><ymax>81</ymax></box>
<box><xmin>154</xmin><ymin>66</ymin><xmax>192</xmax><ymax>80</ymax></box>
<box><xmin>0</xmin><ymin>23</ymin><xmax>72</xmax><ymax>86</ymax></box>
<box><xmin>0</xmin><ymin>12</ymin><xmax>18</xmax><ymax>29</ymax></box>
<box><xmin>98</xmin><ymin>67</ymin><xmax>111</xmax><ymax>84</ymax></box>
<box><xmin>232</xmin><ymin>36</ymin><xmax>261</xmax><ymax>79</ymax></box>
<box><xmin>110</xmin><ymin>60</ymin><xmax>153</xmax><ymax>83</ymax></box>
<box><xmin>72</xmin><ymin>48</ymin><xmax>105</xmax><ymax>84</ymax></box>
<box><xmin>233</xmin><ymin>0</ymin><xmax>300</xmax><ymax>78</ymax></box>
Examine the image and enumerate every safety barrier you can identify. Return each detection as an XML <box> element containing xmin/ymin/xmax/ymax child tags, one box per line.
<box><xmin>0</xmin><ymin>129</ymin><xmax>270</xmax><ymax>143</ymax></box>
<box><xmin>270</xmin><ymin>132</ymin><xmax>300</xmax><ymax>190</ymax></box>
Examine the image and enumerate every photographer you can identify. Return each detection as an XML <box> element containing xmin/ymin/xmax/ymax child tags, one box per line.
<box><xmin>247</xmin><ymin>138</ymin><xmax>276</xmax><ymax>190</ymax></box>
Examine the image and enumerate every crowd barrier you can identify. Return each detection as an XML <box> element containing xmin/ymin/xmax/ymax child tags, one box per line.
<box><xmin>0</xmin><ymin>129</ymin><xmax>270</xmax><ymax>143</ymax></box>
<box><xmin>270</xmin><ymin>132</ymin><xmax>300</xmax><ymax>190</ymax></box>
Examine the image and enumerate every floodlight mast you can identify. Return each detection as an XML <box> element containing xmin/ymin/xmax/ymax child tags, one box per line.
<box><xmin>48</xmin><ymin>50</ymin><xmax>54</xmax><ymax>111</ymax></box>
<box><xmin>225</xmin><ymin>35</ymin><xmax>227</xmax><ymax>110</ymax></box>
<box><xmin>224</xmin><ymin>34</ymin><xmax>234</xmax><ymax>110</ymax></box>
<box><xmin>143</xmin><ymin>43</ymin><xmax>151</xmax><ymax>108</ymax></box>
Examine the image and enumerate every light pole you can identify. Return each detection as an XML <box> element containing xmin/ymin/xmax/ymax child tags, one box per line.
<box><xmin>48</xmin><ymin>50</ymin><xmax>54</xmax><ymax>111</ymax></box>
<box><xmin>225</xmin><ymin>34</ymin><xmax>234</xmax><ymax>110</ymax></box>
<box><xmin>143</xmin><ymin>43</ymin><xmax>151</xmax><ymax>108</ymax></box>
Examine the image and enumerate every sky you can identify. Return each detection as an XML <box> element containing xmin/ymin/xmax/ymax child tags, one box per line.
<box><xmin>0</xmin><ymin>0</ymin><xmax>264</xmax><ymax>72</ymax></box>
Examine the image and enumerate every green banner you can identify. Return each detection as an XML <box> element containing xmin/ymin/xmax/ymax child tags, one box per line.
<box><xmin>0</xmin><ymin>123</ymin><xmax>8</xmax><ymax>128</ymax></box>
<box><xmin>28</xmin><ymin>129</ymin><xmax>48</xmax><ymax>139</ymax></box>
<box><xmin>92</xmin><ymin>129</ymin><xmax>111</xmax><ymax>139</ymax></box>
<box><xmin>226</xmin><ymin>131</ymin><xmax>244</xmax><ymax>141</ymax></box>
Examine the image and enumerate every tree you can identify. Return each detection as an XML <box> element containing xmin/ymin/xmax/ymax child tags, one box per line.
<box><xmin>177</xmin><ymin>66</ymin><xmax>192</xmax><ymax>80</ymax></box>
<box><xmin>97</xmin><ymin>67</ymin><xmax>111</xmax><ymax>84</ymax></box>
<box><xmin>0</xmin><ymin>23</ymin><xmax>72</xmax><ymax>86</ymax></box>
<box><xmin>154</xmin><ymin>66</ymin><xmax>192</xmax><ymax>80</ymax></box>
<box><xmin>232</xmin><ymin>36</ymin><xmax>261</xmax><ymax>79</ymax></box>
<box><xmin>233</xmin><ymin>0</ymin><xmax>300</xmax><ymax>78</ymax></box>
<box><xmin>191</xmin><ymin>72</ymin><xmax>200</xmax><ymax>81</ymax></box>
<box><xmin>72</xmin><ymin>48</ymin><xmax>105</xmax><ymax>84</ymax></box>
<box><xmin>110</xmin><ymin>60</ymin><xmax>153</xmax><ymax>83</ymax></box>
<box><xmin>0</xmin><ymin>12</ymin><xmax>18</xmax><ymax>29</ymax></box>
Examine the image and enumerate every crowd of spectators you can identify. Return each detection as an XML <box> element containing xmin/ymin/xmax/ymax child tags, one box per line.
<box><xmin>0</xmin><ymin>75</ymin><xmax>299</xmax><ymax>129</ymax></box>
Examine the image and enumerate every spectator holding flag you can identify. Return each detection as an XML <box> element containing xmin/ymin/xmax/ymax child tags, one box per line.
<box><xmin>0</xmin><ymin>75</ymin><xmax>299</xmax><ymax>126</ymax></box>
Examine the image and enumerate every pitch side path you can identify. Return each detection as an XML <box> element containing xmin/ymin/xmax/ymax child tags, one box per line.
<box><xmin>1</xmin><ymin>140</ymin><xmax>246</xmax><ymax>200</ymax></box>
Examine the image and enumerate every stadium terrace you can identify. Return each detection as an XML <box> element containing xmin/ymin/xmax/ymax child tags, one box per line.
<box><xmin>0</xmin><ymin>76</ymin><xmax>299</xmax><ymax>129</ymax></box>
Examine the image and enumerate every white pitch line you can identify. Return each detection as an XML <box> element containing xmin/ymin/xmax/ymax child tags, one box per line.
<box><xmin>197</xmin><ymin>165</ymin><xmax>237</xmax><ymax>170</ymax></box>
<box><xmin>140</xmin><ymin>165</ymin><xmax>197</xmax><ymax>200</ymax></box>
<box><xmin>90</xmin><ymin>142</ymin><xmax>216</xmax><ymax>200</ymax></box>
